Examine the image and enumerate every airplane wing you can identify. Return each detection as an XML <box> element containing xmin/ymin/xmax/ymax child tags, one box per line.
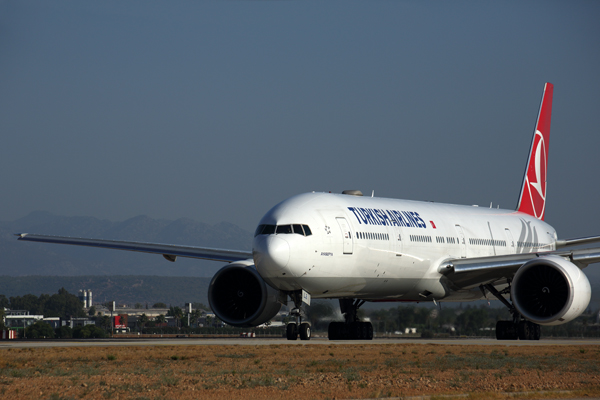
<box><xmin>15</xmin><ymin>233</ymin><xmax>252</xmax><ymax>263</ymax></box>
<box><xmin>555</xmin><ymin>235</ymin><xmax>600</xmax><ymax>248</ymax></box>
<box><xmin>441</xmin><ymin>247</ymin><xmax>600</xmax><ymax>290</ymax></box>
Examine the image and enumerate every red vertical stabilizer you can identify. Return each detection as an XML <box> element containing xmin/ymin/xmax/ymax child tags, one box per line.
<box><xmin>517</xmin><ymin>83</ymin><xmax>553</xmax><ymax>220</ymax></box>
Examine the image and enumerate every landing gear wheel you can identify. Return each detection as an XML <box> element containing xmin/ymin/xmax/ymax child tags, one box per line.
<box><xmin>328</xmin><ymin>322</ymin><xmax>340</xmax><ymax>340</ymax></box>
<box><xmin>328</xmin><ymin>321</ymin><xmax>373</xmax><ymax>340</ymax></box>
<box><xmin>496</xmin><ymin>321</ymin><xmax>507</xmax><ymax>340</ymax></box>
<box><xmin>286</xmin><ymin>323</ymin><xmax>298</xmax><ymax>341</ymax></box>
<box><xmin>350</xmin><ymin>322</ymin><xmax>362</xmax><ymax>340</ymax></box>
<box><xmin>518</xmin><ymin>321</ymin><xmax>530</xmax><ymax>340</ymax></box>
<box><xmin>366</xmin><ymin>322</ymin><xmax>373</xmax><ymax>340</ymax></box>
<box><xmin>328</xmin><ymin>299</ymin><xmax>374</xmax><ymax>340</ymax></box>
<box><xmin>496</xmin><ymin>320</ymin><xmax>519</xmax><ymax>340</ymax></box>
<box><xmin>532</xmin><ymin>323</ymin><xmax>541</xmax><ymax>340</ymax></box>
<box><xmin>300</xmin><ymin>323</ymin><xmax>311</xmax><ymax>341</ymax></box>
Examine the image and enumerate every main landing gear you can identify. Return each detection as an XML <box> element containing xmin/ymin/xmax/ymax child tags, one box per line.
<box><xmin>286</xmin><ymin>291</ymin><xmax>311</xmax><ymax>341</ymax></box>
<box><xmin>481</xmin><ymin>283</ymin><xmax>541</xmax><ymax>341</ymax></box>
<box><xmin>328</xmin><ymin>299</ymin><xmax>373</xmax><ymax>340</ymax></box>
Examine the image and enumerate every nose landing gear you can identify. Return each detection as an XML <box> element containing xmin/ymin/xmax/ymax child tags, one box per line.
<box><xmin>286</xmin><ymin>315</ymin><xmax>311</xmax><ymax>340</ymax></box>
<box><xmin>285</xmin><ymin>291</ymin><xmax>311</xmax><ymax>341</ymax></box>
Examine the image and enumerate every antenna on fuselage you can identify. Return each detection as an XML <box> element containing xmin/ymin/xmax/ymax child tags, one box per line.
<box><xmin>371</xmin><ymin>190</ymin><xmax>374</xmax><ymax>198</ymax></box>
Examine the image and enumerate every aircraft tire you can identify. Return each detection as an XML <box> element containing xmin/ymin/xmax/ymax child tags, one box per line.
<box><xmin>350</xmin><ymin>322</ymin><xmax>362</xmax><ymax>340</ymax></box>
<box><xmin>286</xmin><ymin>323</ymin><xmax>298</xmax><ymax>340</ymax></box>
<box><xmin>360</xmin><ymin>322</ymin><xmax>368</xmax><ymax>339</ymax></box>
<box><xmin>300</xmin><ymin>323</ymin><xmax>311</xmax><ymax>341</ymax></box>
<box><xmin>518</xmin><ymin>321</ymin><xmax>530</xmax><ymax>340</ymax></box>
<box><xmin>496</xmin><ymin>321</ymin><xmax>519</xmax><ymax>340</ymax></box>
<box><xmin>532</xmin><ymin>323</ymin><xmax>541</xmax><ymax>340</ymax></box>
<box><xmin>328</xmin><ymin>322</ymin><xmax>341</xmax><ymax>340</ymax></box>
<box><xmin>496</xmin><ymin>321</ymin><xmax>507</xmax><ymax>340</ymax></box>
<box><xmin>329</xmin><ymin>321</ymin><xmax>373</xmax><ymax>340</ymax></box>
<box><xmin>366</xmin><ymin>322</ymin><xmax>374</xmax><ymax>340</ymax></box>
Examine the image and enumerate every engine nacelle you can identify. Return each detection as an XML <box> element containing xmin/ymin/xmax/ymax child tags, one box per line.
<box><xmin>208</xmin><ymin>260</ymin><xmax>282</xmax><ymax>327</ymax></box>
<box><xmin>512</xmin><ymin>255</ymin><xmax>591</xmax><ymax>326</ymax></box>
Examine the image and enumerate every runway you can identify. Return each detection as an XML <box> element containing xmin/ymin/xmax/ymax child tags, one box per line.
<box><xmin>2</xmin><ymin>337</ymin><xmax>600</xmax><ymax>348</ymax></box>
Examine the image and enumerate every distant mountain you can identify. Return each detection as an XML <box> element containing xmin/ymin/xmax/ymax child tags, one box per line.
<box><xmin>0</xmin><ymin>212</ymin><xmax>253</xmax><ymax>277</ymax></box>
<box><xmin>0</xmin><ymin>275</ymin><xmax>211</xmax><ymax>307</ymax></box>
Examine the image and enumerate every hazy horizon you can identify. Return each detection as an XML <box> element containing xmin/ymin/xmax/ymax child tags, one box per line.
<box><xmin>1</xmin><ymin>2</ymin><xmax>599</xmax><ymax>241</ymax></box>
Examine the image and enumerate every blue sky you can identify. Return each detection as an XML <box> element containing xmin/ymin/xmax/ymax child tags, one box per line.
<box><xmin>1</xmin><ymin>1</ymin><xmax>599</xmax><ymax>240</ymax></box>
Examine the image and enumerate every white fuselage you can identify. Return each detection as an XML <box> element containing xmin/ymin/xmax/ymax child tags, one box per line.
<box><xmin>252</xmin><ymin>192</ymin><xmax>557</xmax><ymax>302</ymax></box>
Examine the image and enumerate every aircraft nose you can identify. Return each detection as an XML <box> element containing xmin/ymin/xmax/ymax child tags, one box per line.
<box><xmin>253</xmin><ymin>235</ymin><xmax>290</xmax><ymax>276</ymax></box>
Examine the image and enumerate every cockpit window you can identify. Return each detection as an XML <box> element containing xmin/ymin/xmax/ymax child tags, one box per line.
<box><xmin>302</xmin><ymin>225</ymin><xmax>312</xmax><ymax>236</ymax></box>
<box><xmin>276</xmin><ymin>225</ymin><xmax>293</xmax><ymax>234</ymax></box>
<box><xmin>254</xmin><ymin>223</ymin><xmax>312</xmax><ymax>237</ymax></box>
<box><xmin>254</xmin><ymin>224</ymin><xmax>276</xmax><ymax>236</ymax></box>
<box><xmin>262</xmin><ymin>225</ymin><xmax>276</xmax><ymax>235</ymax></box>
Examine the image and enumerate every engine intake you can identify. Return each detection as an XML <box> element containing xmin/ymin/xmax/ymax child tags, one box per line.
<box><xmin>208</xmin><ymin>260</ymin><xmax>282</xmax><ymax>327</ymax></box>
<box><xmin>512</xmin><ymin>255</ymin><xmax>591</xmax><ymax>326</ymax></box>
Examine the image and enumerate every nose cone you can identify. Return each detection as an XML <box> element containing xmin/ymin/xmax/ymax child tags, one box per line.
<box><xmin>253</xmin><ymin>236</ymin><xmax>290</xmax><ymax>276</ymax></box>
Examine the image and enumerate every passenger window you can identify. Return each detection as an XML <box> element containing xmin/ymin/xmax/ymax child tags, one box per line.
<box><xmin>276</xmin><ymin>225</ymin><xmax>293</xmax><ymax>234</ymax></box>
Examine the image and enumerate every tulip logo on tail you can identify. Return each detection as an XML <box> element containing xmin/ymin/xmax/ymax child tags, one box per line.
<box><xmin>517</xmin><ymin>83</ymin><xmax>553</xmax><ymax>221</ymax></box>
<box><xmin>524</xmin><ymin>130</ymin><xmax>547</xmax><ymax>219</ymax></box>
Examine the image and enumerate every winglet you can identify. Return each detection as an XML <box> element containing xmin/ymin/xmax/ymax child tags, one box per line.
<box><xmin>516</xmin><ymin>82</ymin><xmax>553</xmax><ymax>220</ymax></box>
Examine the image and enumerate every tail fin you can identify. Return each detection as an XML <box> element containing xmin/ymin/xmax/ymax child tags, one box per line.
<box><xmin>516</xmin><ymin>82</ymin><xmax>554</xmax><ymax>220</ymax></box>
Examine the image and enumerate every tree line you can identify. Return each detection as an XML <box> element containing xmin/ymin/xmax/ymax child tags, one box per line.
<box><xmin>4</xmin><ymin>289</ymin><xmax>599</xmax><ymax>339</ymax></box>
<box><xmin>0</xmin><ymin>288</ymin><xmax>86</xmax><ymax>320</ymax></box>
<box><xmin>305</xmin><ymin>301</ymin><xmax>600</xmax><ymax>338</ymax></box>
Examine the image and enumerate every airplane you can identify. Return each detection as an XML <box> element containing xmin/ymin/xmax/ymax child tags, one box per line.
<box><xmin>16</xmin><ymin>82</ymin><xmax>600</xmax><ymax>341</ymax></box>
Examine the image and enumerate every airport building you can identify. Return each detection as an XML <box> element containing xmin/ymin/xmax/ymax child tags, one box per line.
<box><xmin>78</xmin><ymin>289</ymin><xmax>93</xmax><ymax>309</ymax></box>
<box><xmin>3</xmin><ymin>310</ymin><xmax>44</xmax><ymax>330</ymax></box>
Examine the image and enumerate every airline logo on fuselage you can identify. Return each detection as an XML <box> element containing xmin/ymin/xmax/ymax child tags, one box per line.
<box><xmin>347</xmin><ymin>207</ymin><xmax>426</xmax><ymax>228</ymax></box>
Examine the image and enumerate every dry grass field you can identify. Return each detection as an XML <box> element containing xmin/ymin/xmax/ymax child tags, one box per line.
<box><xmin>1</xmin><ymin>343</ymin><xmax>599</xmax><ymax>399</ymax></box>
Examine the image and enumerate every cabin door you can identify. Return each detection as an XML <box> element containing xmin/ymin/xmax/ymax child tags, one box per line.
<box><xmin>504</xmin><ymin>228</ymin><xmax>516</xmax><ymax>254</ymax></box>
<box><xmin>392</xmin><ymin>226</ymin><xmax>403</xmax><ymax>256</ymax></box>
<box><xmin>454</xmin><ymin>225</ymin><xmax>467</xmax><ymax>258</ymax></box>
<box><xmin>336</xmin><ymin>217</ymin><xmax>353</xmax><ymax>255</ymax></box>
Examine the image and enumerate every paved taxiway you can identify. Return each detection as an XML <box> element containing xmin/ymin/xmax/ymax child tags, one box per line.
<box><xmin>2</xmin><ymin>337</ymin><xmax>599</xmax><ymax>348</ymax></box>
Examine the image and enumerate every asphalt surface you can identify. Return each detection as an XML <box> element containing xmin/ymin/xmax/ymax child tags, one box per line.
<box><xmin>1</xmin><ymin>337</ymin><xmax>600</xmax><ymax>348</ymax></box>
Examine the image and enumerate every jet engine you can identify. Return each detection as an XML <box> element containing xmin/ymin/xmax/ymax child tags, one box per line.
<box><xmin>512</xmin><ymin>255</ymin><xmax>591</xmax><ymax>326</ymax></box>
<box><xmin>208</xmin><ymin>260</ymin><xmax>282</xmax><ymax>327</ymax></box>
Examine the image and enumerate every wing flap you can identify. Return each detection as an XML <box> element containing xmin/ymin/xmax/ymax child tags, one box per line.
<box><xmin>16</xmin><ymin>233</ymin><xmax>252</xmax><ymax>263</ymax></box>
<box><xmin>442</xmin><ymin>253</ymin><xmax>540</xmax><ymax>289</ymax></box>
